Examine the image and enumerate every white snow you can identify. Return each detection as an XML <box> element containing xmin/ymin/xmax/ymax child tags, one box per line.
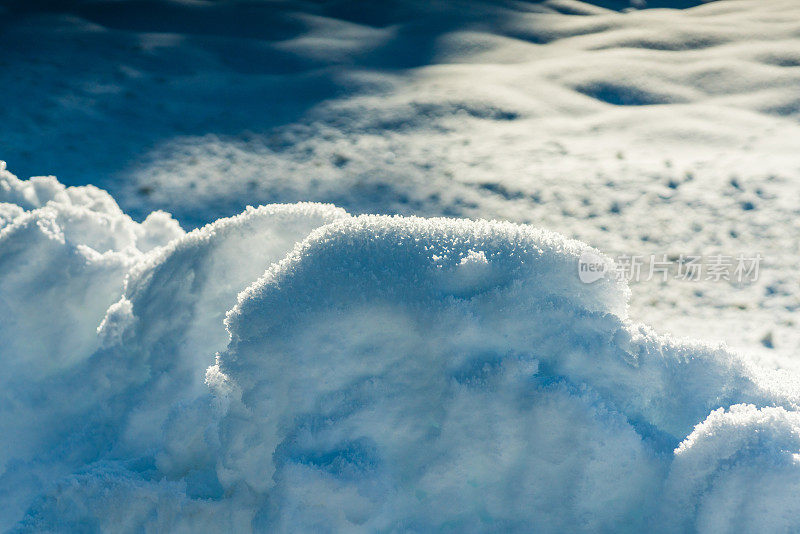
<box><xmin>0</xmin><ymin>163</ymin><xmax>799</xmax><ymax>531</ymax></box>
<box><xmin>4</xmin><ymin>0</ymin><xmax>800</xmax><ymax>531</ymax></box>
<box><xmin>5</xmin><ymin>0</ymin><xmax>799</xmax><ymax>364</ymax></box>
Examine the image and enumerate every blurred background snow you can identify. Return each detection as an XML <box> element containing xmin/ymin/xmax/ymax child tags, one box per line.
<box><xmin>3</xmin><ymin>0</ymin><xmax>800</xmax><ymax>365</ymax></box>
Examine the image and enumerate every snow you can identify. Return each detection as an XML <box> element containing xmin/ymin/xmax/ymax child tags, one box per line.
<box><xmin>4</xmin><ymin>0</ymin><xmax>800</xmax><ymax>530</ymax></box>
<box><xmin>5</xmin><ymin>0</ymin><xmax>800</xmax><ymax>365</ymax></box>
<box><xmin>1</xmin><ymin>163</ymin><xmax>799</xmax><ymax>531</ymax></box>
<box><xmin>666</xmin><ymin>405</ymin><xmax>800</xmax><ymax>533</ymax></box>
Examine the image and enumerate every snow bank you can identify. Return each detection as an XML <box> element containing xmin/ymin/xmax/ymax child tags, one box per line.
<box><xmin>2</xmin><ymin>166</ymin><xmax>800</xmax><ymax>532</ymax></box>
<box><xmin>664</xmin><ymin>405</ymin><xmax>800</xmax><ymax>533</ymax></box>
<box><xmin>0</xmin><ymin>165</ymin><xmax>345</xmax><ymax>530</ymax></box>
<box><xmin>210</xmin><ymin>215</ymin><xmax>799</xmax><ymax>531</ymax></box>
<box><xmin>0</xmin><ymin>162</ymin><xmax>180</xmax><ymax>372</ymax></box>
<box><xmin>99</xmin><ymin>201</ymin><xmax>347</xmax><ymax>460</ymax></box>
<box><xmin>0</xmin><ymin>163</ymin><xmax>182</xmax><ymax>528</ymax></box>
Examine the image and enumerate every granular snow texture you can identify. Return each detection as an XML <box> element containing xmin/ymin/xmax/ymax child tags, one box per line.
<box><xmin>2</xmin><ymin>164</ymin><xmax>800</xmax><ymax>532</ymax></box>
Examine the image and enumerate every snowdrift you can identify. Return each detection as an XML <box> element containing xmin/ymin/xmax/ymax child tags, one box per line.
<box><xmin>2</xmin><ymin>163</ymin><xmax>800</xmax><ymax>532</ymax></box>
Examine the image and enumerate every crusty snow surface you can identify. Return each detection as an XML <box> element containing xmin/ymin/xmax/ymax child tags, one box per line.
<box><xmin>3</xmin><ymin>164</ymin><xmax>800</xmax><ymax>532</ymax></box>
<box><xmin>3</xmin><ymin>0</ymin><xmax>800</xmax><ymax>531</ymax></box>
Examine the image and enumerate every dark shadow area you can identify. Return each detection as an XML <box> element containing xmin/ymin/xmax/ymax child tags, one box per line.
<box><xmin>0</xmin><ymin>0</ymin><xmax>718</xmax><ymax>191</ymax></box>
<box><xmin>573</xmin><ymin>81</ymin><xmax>683</xmax><ymax>105</ymax></box>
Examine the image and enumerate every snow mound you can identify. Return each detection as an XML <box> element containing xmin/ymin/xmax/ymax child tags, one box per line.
<box><xmin>0</xmin><ymin>161</ymin><xmax>181</xmax><ymax>411</ymax></box>
<box><xmin>0</xmin><ymin>166</ymin><xmax>346</xmax><ymax>530</ymax></box>
<box><xmin>665</xmin><ymin>405</ymin><xmax>800</xmax><ymax>533</ymax></box>
<box><xmin>208</xmin><ymin>215</ymin><xmax>799</xmax><ymax>531</ymax></box>
<box><xmin>2</xmin><ymin>168</ymin><xmax>799</xmax><ymax>532</ymax></box>
<box><xmin>98</xmin><ymin>202</ymin><xmax>348</xmax><ymax>457</ymax></box>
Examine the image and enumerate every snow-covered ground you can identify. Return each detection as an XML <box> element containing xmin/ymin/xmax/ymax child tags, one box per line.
<box><xmin>5</xmin><ymin>0</ymin><xmax>800</xmax><ymax>366</ymax></box>
<box><xmin>3</xmin><ymin>0</ymin><xmax>800</xmax><ymax>531</ymax></box>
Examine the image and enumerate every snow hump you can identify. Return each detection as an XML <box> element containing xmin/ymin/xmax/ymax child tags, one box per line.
<box><xmin>1</xmin><ymin>166</ymin><xmax>799</xmax><ymax>532</ymax></box>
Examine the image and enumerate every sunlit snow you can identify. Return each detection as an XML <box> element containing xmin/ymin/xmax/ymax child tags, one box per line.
<box><xmin>2</xmin><ymin>0</ymin><xmax>800</xmax><ymax>531</ymax></box>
